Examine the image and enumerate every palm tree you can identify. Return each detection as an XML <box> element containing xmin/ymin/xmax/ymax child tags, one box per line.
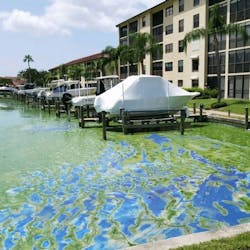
<box><xmin>129</xmin><ymin>32</ymin><xmax>158</xmax><ymax>74</ymax></box>
<box><xmin>23</xmin><ymin>54</ymin><xmax>34</xmax><ymax>82</ymax></box>
<box><xmin>102</xmin><ymin>45</ymin><xmax>123</xmax><ymax>75</ymax></box>
<box><xmin>120</xmin><ymin>45</ymin><xmax>136</xmax><ymax>76</ymax></box>
<box><xmin>23</xmin><ymin>54</ymin><xmax>33</xmax><ymax>68</ymax></box>
<box><xmin>183</xmin><ymin>4</ymin><xmax>248</xmax><ymax>103</ymax></box>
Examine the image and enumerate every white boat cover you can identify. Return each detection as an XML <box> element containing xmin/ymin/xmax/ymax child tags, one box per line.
<box><xmin>72</xmin><ymin>95</ymin><xmax>96</xmax><ymax>106</ymax></box>
<box><xmin>94</xmin><ymin>75</ymin><xmax>199</xmax><ymax>114</ymax></box>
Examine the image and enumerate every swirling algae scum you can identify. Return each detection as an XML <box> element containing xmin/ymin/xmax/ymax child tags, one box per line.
<box><xmin>0</xmin><ymin>133</ymin><xmax>250</xmax><ymax>250</ymax></box>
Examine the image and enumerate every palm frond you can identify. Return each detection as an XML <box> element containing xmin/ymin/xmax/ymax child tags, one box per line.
<box><xmin>183</xmin><ymin>28</ymin><xmax>207</xmax><ymax>51</ymax></box>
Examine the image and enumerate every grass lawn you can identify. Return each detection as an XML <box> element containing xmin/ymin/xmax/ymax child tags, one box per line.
<box><xmin>173</xmin><ymin>231</ymin><xmax>250</xmax><ymax>250</ymax></box>
<box><xmin>188</xmin><ymin>99</ymin><xmax>250</xmax><ymax>115</ymax></box>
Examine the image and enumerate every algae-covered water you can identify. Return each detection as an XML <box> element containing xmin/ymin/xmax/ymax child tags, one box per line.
<box><xmin>0</xmin><ymin>99</ymin><xmax>250</xmax><ymax>250</ymax></box>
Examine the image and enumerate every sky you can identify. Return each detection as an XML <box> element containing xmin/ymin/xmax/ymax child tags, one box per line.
<box><xmin>0</xmin><ymin>0</ymin><xmax>163</xmax><ymax>77</ymax></box>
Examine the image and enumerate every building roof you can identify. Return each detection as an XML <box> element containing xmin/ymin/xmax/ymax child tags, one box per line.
<box><xmin>49</xmin><ymin>52</ymin><xmax>104</xmax><ymax>71</ymax></box>
<box><xmin>116</xmin><ymin>0</ymin><xmax>166</xmax><ymax>27</ymax></box>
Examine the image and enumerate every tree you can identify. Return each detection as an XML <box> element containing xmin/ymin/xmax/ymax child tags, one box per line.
<box><xmin>18</xmin><ymin>68</ymin><xmax>39</xmax><ymax>84</ymax></box>
<box><xmin>183</xmin><ymin>4</ymin><xmax>248</xmax><ymax>103</ymax></box>
<box><xmin>119</xmin><ymin>45</ymin><xmax>136</xmax><ymax>76</ymax></box>
<box><xmin>67</xmin><ymin>65</ymin><xmax>82</xmax><ymax>80</ymax></box>
<box><xmin>129</xmin><ymin>32</ymin><xmax>158</xmax><ymax>74</ymax></box>
<box><xmin>23</xmin><ymin>55</ymin><xmax>34</xmax><ymax>82</ymax></box>
<box><xmin>102</xmin><ymin>45</ymin><xmax>123</xmax><ymax>75</ymax></box>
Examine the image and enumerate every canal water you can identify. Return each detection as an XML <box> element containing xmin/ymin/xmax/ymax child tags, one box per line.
<box><xmin>0</xmin><ymin>99</ymin><xmax>250</xmax><ymax>249</ymax></box>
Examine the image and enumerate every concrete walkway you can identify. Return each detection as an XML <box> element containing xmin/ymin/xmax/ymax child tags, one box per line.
<box><xmin>125</xmin><ymin>223</ymin><xmax>250</xmax><ymax>250</ymax></box>
<box><xmin>204</xmin><ymin>109</ymin><xmax>245</xmax><ymax>120</ymax></box>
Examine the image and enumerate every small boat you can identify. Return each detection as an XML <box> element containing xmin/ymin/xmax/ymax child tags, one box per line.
<box><xmin>0</xmin><ymin>86</ymin><xmax>18</xmax><ymax>96</ymax></box>
<box><xmin>71</xmin><ymin>75</ymin><xmax>120</xmax><ymax>107</ymax></box>
<box><xmin>94</xmin><ymin>75</ymin><xmax>199</xmax><ymax>115</ymax></box>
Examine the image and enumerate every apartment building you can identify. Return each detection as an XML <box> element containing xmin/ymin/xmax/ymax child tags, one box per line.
<box><xmin>116</xmin><ymin>0</ymin><xmax>250</xmax><ymax>99</ymax></box>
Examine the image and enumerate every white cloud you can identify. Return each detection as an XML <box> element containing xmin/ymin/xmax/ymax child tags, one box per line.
<box><xmin>0</xmin><ymin>0</ymin><xmax>163</xmax><ymax>36</ymax></box>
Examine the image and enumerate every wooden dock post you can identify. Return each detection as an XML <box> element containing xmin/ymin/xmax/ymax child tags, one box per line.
<box><xmin>48</xmin><ymin>101</ymin><xmax>51</xmax><ymax>114</ymax></box>
<box><xmin>245</xmin><ymin>107</ymin><xmax>249</xmax><ymax>130</ymax></box>
<box><xmin>86</xmin><ymin>105</ymin><xmax>90</xmax><ymax>118</ymax></box>
<box><xmin>199</xmin><ymin>104</ymin><xmax>204</xmax><ymax>121</ymax></box>
<box><xmin>102</xmin><ymin>111</ymin><xmax>107</xmax><ymax>140</ymax></box>
<box><xmin>193</xmin><ymin>103</ymin><xmax>196</xmax><ymax>114</ymax></box>
<box><xmin>180</xmin><ymin>109</ymin><xmax>185</xmax><ymax>135</ymax></box>
<box><xmin>66</xmin><ymin>103</ymin><xmax>71</xmax><ymax>122</ymax></box>
<box><xmin>55</xmin><ymin>101</ymin><xmax>60</xmax><ymax>118</ymax></box>
<box><xmin>79</xmin><ymin>106</ymin><xmax>85</xmax><ymax>128</ymax></box>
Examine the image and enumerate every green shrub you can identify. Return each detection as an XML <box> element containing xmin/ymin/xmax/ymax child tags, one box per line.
<box><xmin>211</xmin><ymin>102</ymin><xmax>228</xmax><ymax>109</ymax></box>
<box><xmin>185</xmin><ymin>88</ymin><xmax>218</xmax><ymax>99</ymax></box>
<box><xmin>204</xmin><ymin>88</ymin><xmax>218</xmax><ymax>98</ymax></box>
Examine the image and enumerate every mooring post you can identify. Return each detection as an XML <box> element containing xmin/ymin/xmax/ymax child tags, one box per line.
<box><xmin>56</xmin><ymin>101</ymin><xmax>60</xmax><ymax>118</ymax></box>
<box><xmin>193</xmin><ymin>103</ymin><xmax>196</xmax><ymax>114</ymax></box>
<box><xmin>199</xmin><ymin>103</ymin><xmax>204</xmax><ymax>121</ymax></box>
<box><xmin>48</xmin><ymin>101</ymin><xmax>51</xmax><ymax>114</ymax></box>
<box><xmin>102</xmin><ymin>111</ymin><xmax>107</xmax><ymax>140</ymax></box>
<box><xmin>86</xmin><ymin>105</ymin><xmax>90</xmax><ymax>118</ymax></box>
<box><xmin>245</xmin><ymin>107</ymin><xmax>249</xmax><ymax>130</ymax></box>
<box><xmin>66</xmin><ymin>103</ymin><xmax>71</xmax><ymax>122</ymax></box>
<box><xmin>180</xmin><ymin>109</ymin><xmax>185</xmax><ymax>135</ymax></box>
<box><xmin>79</xmin><ymin>106</ymin><xmax>84</xmax><ymax>128</ymax></box>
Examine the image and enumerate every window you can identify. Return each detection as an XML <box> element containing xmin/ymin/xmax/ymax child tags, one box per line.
<box><xmin>230</xmin><ymin>22</ymin><xmax>250</xmax><ymax>48</ymax></box>
<box><xmin>194</xmin><ymin>0</ymin><xmax>200</xmax><ymax>6</ymax></box>
<box><xmin>207</xmin><ymin>76</ymin><xmax>225</xmax><ymax>97</ymax></box>
<box><xmin>165</xmin><ymin>24</ymin><xmax>173</xmax><ymax>35</ymax></box>
<box><xmin>193</xmin><ymin>14</ymin><xmax>199</xmax><ymax>28</ymax></box>
<box><xmin>179</xmin><ymin>0</ymin><xmax>184</xmax><ymax>12</ymax></box>
<box><xmin>178</xmin><ymin>60</ymin><xmax>184</xmax><ymax>72</ymax></box>
<box><xmin>153</xmin><ymin>26</ymin><xmax>163</xmax><ymax>43</ymax></box>
<box><xmin>165</xmin><ymin>62</ymin><xmax>173</xmax><ymax>71</ymax></box>
<box><xmin>208</xmin><ymin>33</ymin><xmax>226</xmax><ymax>51</ymax></box>
<box><xmin>152</xmin><ymin>10</ymin><xmax>163</xmax><ymax>27</ymax></box>
<box><xmin>230</xmin><ymin>0</ymin><xmax>250</xmax><ymax>22</ymax></box>
<box><xmin>228</xmin><ymin>75</ymin><xmax>249</xmax><ymax>99</ymax></box>
<box><xmin>120</xmin><ymin>66</ymin><xmax>128</xmax><ymax>79</ymax></box>
<box><xmin>120</xmin><ymin>25</ymin><xmax>127</xmax><ymax>38</ymax></box>
<box><xmin>165</xmin><ymin>43</ymin><xmax>173</xmax><ymax>53</ymax></box>
<box><xmin>129</xmin><ymin>64</ymin><xmax>138</xmax><ymax>75</ymax></box>
<box><xmin>142</xmin><ymin>16</ymin><xmax>146</xmax><ymax>27</ymax></box>
<box><xmin>120</xmin><ymin>38</ymin><xmax>128</xmax><ymax>46</ymax></box>
<box><xmin>192</xmin><ymin>58</ymin><xmax>199</xmax><ymax>71</ymax></box>
<box><xmin>178</xmin><ymin>40</ymin><xmax>184</xmax><ymax>52</ymax></box>
<box><xmin>152</xmin><ymin>44</ymin><xmax>163</xmax><ymax>61</ymax></box>
<box><xmin>166</xmin><ymin>6</ymin><xmax>173</xmax><ymax>16</ymax></box>
<box><xmin>179</xmin><ymin>19</ymin><xmax>184</xmax><ymax>32</ymax></box>
<box><xmin>178</xmin><ymin>80</ymin><xmax>183</xmax><ymax>87</ymax></box>
<box><xmin>152</xmin><ymin>62</ymin><xmax>163</xmax><ymax>76</ymax></box>
<box><xmin>192</xmin><ymin>79</ymin><xmax>199</xmax><ymax>87</ymax></box>
<box><xmin>229</xmin><ymin>49</ymin><xmax>250</xmax><ymax>73</ymax></box>
<box><xmin>208</xmin><ymin>52</ymin><xmax>225</xmax><ymax>74</ymax></box>
<box><xmin>129</xmin><ymin>21</ymin><xmax>138</xmax><ymax>33</ymax></box>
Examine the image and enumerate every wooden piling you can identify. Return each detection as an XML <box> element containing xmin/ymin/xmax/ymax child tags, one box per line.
<box><xmin>66</xmin><ymin>103</ymin><xmax>71</xmax><ymax>122</ymax></box>
<box><xmin>199</xmin><ymin>105</ymin><xmax>203</xmax><ymax>121</ymax></box>
<box><xmin>56</xmin><ymin>101</ymin><xmax>60</xmax><ymax>118</ymax></box>
<box><xmin>102</xmin><ymin>111</ymin><xmax>107</xmax><ymax>140</ymax></box>
<box><xmin>193</xmin><ymin>103</ymin><xmax>196</xmax><ymax>114</ymax></box>
<box><xmin>180</xmin><ymin>109</ymin><xmax>185</xmax><ymax>135</ymax></box>
<box><xmin>245</xmin><ymin>107</ymin><xmax>249</xmax><ymax>130</ymax></box>
<box><xmin>79</xmin><ymin>106</ymin><xmax>85</xmax><ymax>128</ymax></box>
<box><xmin>48</xmin><ymin>102</ymin><xmax>51</xmax><ymax>114</ymax></box>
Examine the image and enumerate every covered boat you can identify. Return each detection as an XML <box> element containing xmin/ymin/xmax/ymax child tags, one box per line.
<box><xmin>94</xmin><ymin>75</ymin><xmax>199</xmax><ymax>114</ymax></box>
